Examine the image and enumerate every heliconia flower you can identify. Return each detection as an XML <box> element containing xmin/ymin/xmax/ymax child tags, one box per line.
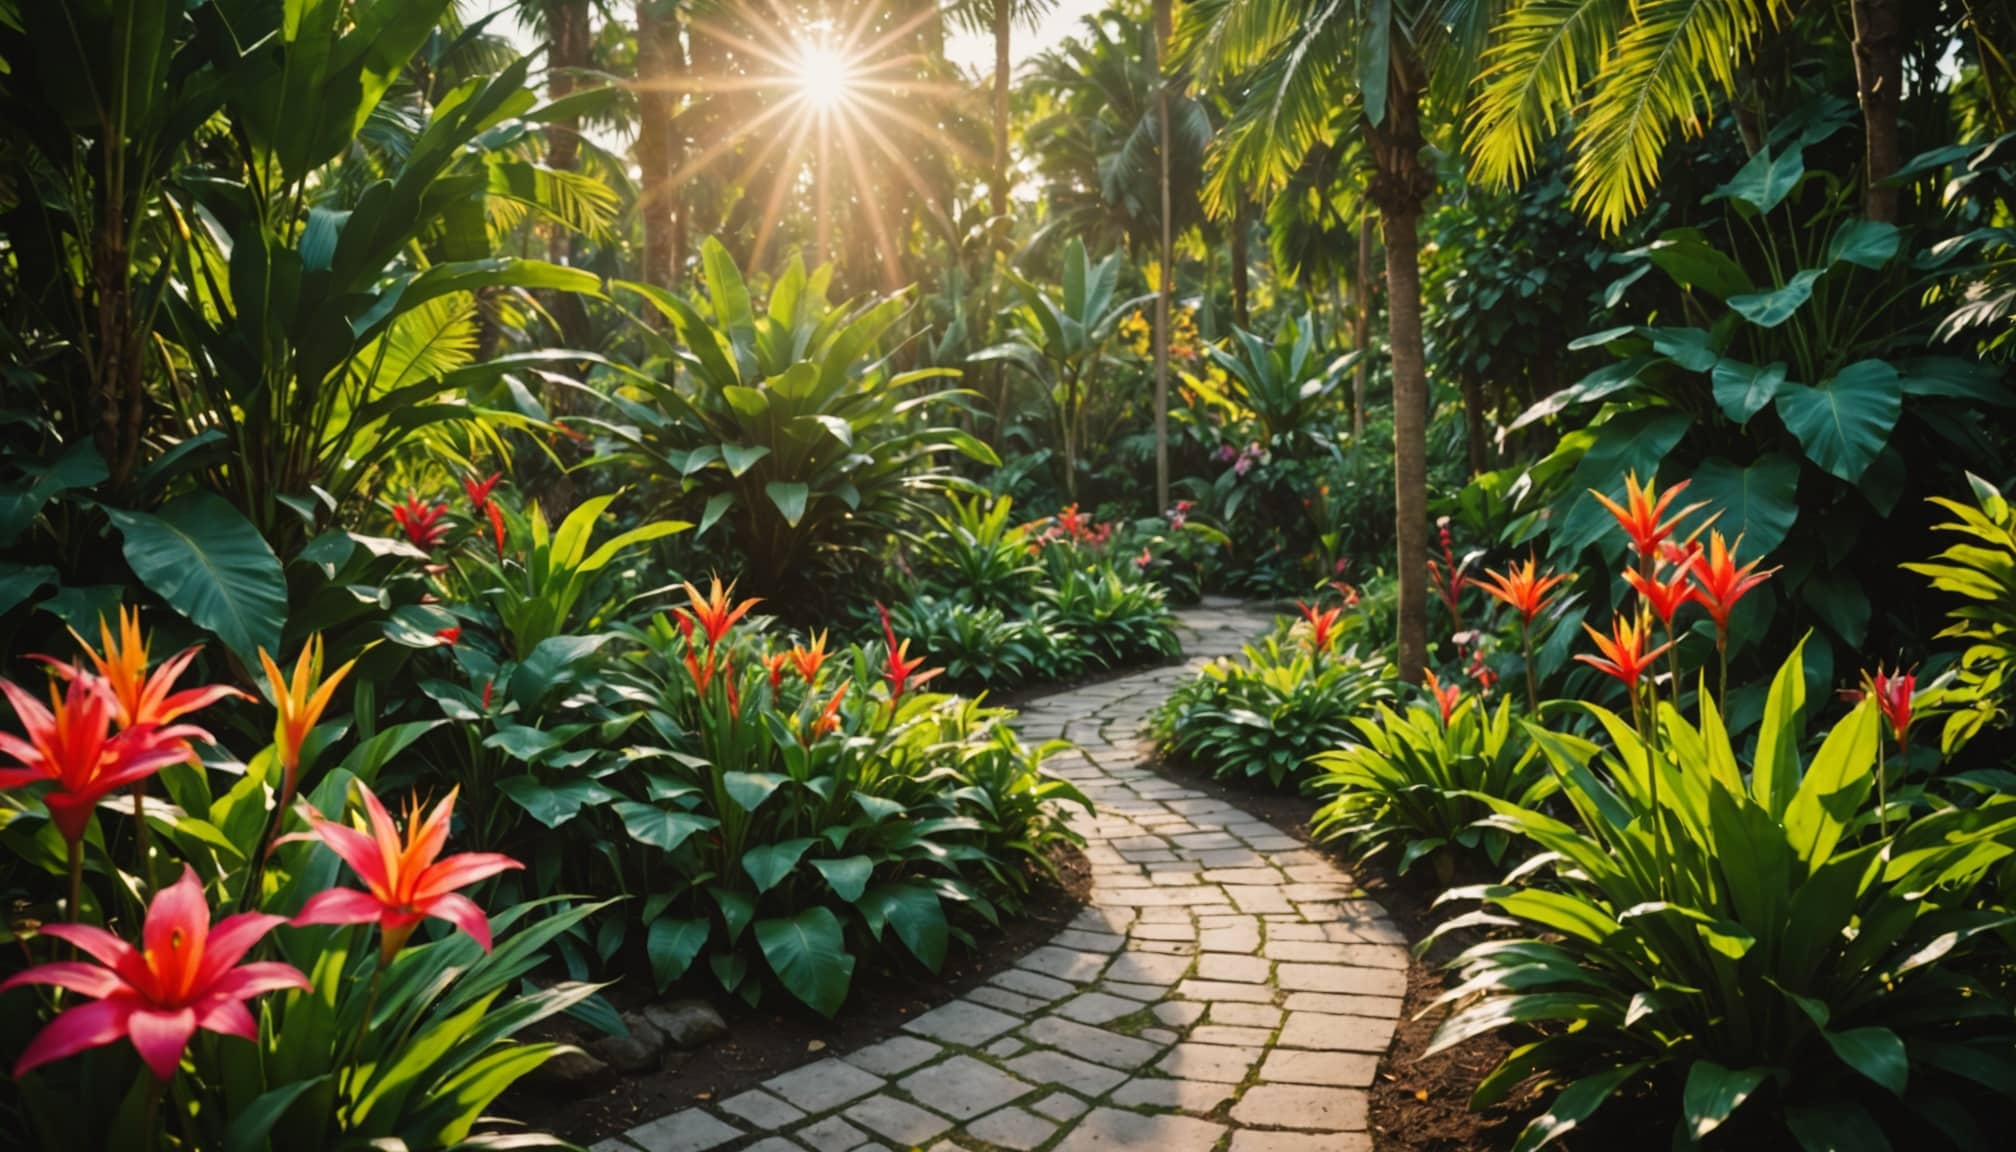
<box><xmin>390</xmin><ymin>494</ymin><xmax>450</xmax><ymax>552</ymax></box>
<box><xmin>1135</xmin><ymin>547</ymin><xmax>1153</xmax><ymax>572</ymax></box>
<box><xmin>1689</xmin><ymin>531</ymin><xmax>1779</xmax><ymax>646</ymax></box>
<box><xmin>1590</xmin><ymin>471</ymin><xmax>1707</xmax><ymax>560</ymax></box>
<box><xmin>809</xmin><ymin>680</ymin><xmax>850</xmax><ymax>742</ymax></box>
<box><xmin>1296</xmin><ymin>601</ymin><xmax>1345</xmax><ymax>652</ymax></box>
<box><xmin>789</xmin><ymin>631</ymin><xmax>830</xmax><ymax>684</ymax></box>
<box><xmin>683</xmin><ymin>646</ymin><xmax>723</xmax><ymax>695</ymax></box>
<box><xmin>480</xmin><ymin>679</ymin><xmax>495</xmax><ymax>712</ymax></box>
<box><xmin>725</xmin><ymin>662</ymin><xmax>742</xmax><ymax>719</ymax></box>
<box><xmin>434</xmin><ymin>626</ymin><xmax>462</xmax><ymax>647</ymax></box>
<box><xmin>1423</xmin><ymin>670</ymin><xmax>1461</xmax><ymax>726</ymax></box>
<box><xmin>52</xmin><ymin>608</ymin><xmax>248</xmax><ymax>740</ymax></box>
<box><xmin>762</xmin><ymin>651</ymin><xmax>792</xmax><ymax>692</ymax></box>
<box><xmin>1576</xmin><ymin>614</ymin><xmax>1676</xmax><ymax>689</ymax></box>
<box><xmin>463</xmin><ymin>471</ymin><xmax>503</xmax><ymax>514</ymax></box>
<box><xmin>256</xmin><ymin>635</ymin><xmax>358</xmax><ymax>811</ymax></box>
<box><xmin>1860</xmin><ymin>666</ymin><xmax>1915</xmax><ymax>752</ymax></box>
<box><xmin>1621</xmin><ymin>549</ymin><xmax>1701</xmax><ymax>627</ymax></box>
<box><xmin>1</xmin><ymin>865</ymin><xmax>308</xmax><ymax>1080</ymax></box>
<box><xmin>293</xmin><ymin>782</ymin><xmax>522</xmax><ymax>965</ymax></box>
<box><xmin>1475</xmin><ymin>555</ymin><xmax>1572</xmax><ymax>626</ymax></box>
<box><xmin>1330</xmin><ymin>581</ymin><xmax>1361</xmax><ymax>608</ymax></box>
<box><xmin>485</xmin><ymin>500</ymin><xmax>508</xmax><ymax>560</ymax></box>
<box><xmin>877</xmin><ymin>604</ymin><xmax>937</xmax><ymax>700</ymax></box>
<box><xmin>680</xmin><ymin>577</ymin><xmax>760</xmax><ymax>648</ymax></box>
<box><xmin>0</xmin><ymin>676</ymin><xmax>192</xmax><ymax>844</ymax></box>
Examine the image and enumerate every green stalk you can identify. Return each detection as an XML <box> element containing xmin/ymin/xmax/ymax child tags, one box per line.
<box><xmin>66</xmin><ymin>839</ymin><xmax>84</xmax><ymax>926</ymax></box>
<box><xmin>1640</xmin><ymin>672</ymin><xmax>1669</xmax><ymax>900</ymax></box>
<box><xmin>1519</xmin><ymin>622</ymin><xmax>1539</xmax><ymax>715</ymax></box>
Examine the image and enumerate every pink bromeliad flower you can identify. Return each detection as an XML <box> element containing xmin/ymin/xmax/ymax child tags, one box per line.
<box><xmin>293</xmin><ymin>781</ymin><xmax>521</xmax><ymax>964</ymax></box>
<box><xmin>1</xmin><ymin>866</ymin><xmax>308</xmax><ymax>1080</ymax></box>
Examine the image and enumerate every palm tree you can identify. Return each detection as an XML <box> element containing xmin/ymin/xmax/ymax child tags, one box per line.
<box><xmin>1183</xmin><ymin>0</ymin><xmax>1503</xmax><ymax>682</ymax></box>
<box><xmin>948</xmin><ymin>0</ymin><xmax>1059</xmax><ymax>232</ymax></box>
<box><xmin>1463</xmin><ymin>0</ymin><xmax>1784</xmax><ymax>233</ymax></box>
<box><xmin>635</xmin><ymin>0</ymin><xmax>688</xmax><ymax>291</ymax></box>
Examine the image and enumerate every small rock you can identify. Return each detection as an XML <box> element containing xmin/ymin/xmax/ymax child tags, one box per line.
<box><xmin>527</xmin><ymin>1048</ymin><xmax>610</xmax><ymax>1088</ymax></box>
<box><xmin>644</xmin><ymin>998</ymin><xmax>729</xmax><ymax>1050</ymax></box>
<box><xmin>589</xmin><ymin>1016</ymin><xmax>667</xmax><ymax>1074</ymax></box>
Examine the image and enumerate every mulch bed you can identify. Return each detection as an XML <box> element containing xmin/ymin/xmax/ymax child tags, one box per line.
<box><xmin>505</xmin><ymin>844</ymin><xmax>1091</xmax><ymax>1145</ymax></box>
<box><xmin>1148</xmin><ymin>753</ymin><xmax>1534</xmax><ymax>1152</ymax></box>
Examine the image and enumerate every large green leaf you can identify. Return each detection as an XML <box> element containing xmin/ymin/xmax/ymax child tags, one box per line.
<box><xmin>1711</xmin><ymin>360</ymin><xmax>1788</xmax><ymax>424</ymax></box>
<box><xmin>1712</xmin><ymin>144</ymin><xmax>1805</xmax><ymax>214</ymax></box>
<box><xmin>1824</xmin><ymin>1026</ymin><xmax>1908</xmax><ymax>1094</ymax></box>
<box><xmin>1682</xmin><ymin>1061</ymin><xmax>1770</xmax><ymax>1140</ymax></box>
<box><xmin>497</xmin><ymin>776</ymin><xmax>620</xmax><ymax>828</ymax></box>
<box><xmin>1641</xmin><ymin>229</ymin><xmax>1754</xmax><ymax>299</ymax></box>
<box><xmin>1774</xmin><ymin>360</ymin><xmax>1902</xmax><ymax>482</ymax></box>
<box><xmin>742</xmin><ymin>838</ymin><xmax>816</xmax><ymax>894</ymax></box>
<box><xmin>1510</xmin><ymin>1062</ymin><xmax>1645</xmax><ymax>1152</ymax></box>
<box><xmin>811</xmin><ymin>856</ymin><xmax>874</xmax><ymax>903</ymax></box>
<box><xmin>755</xmin><ymin>908</ymin><xmax>855</xmax><ymax>1017</ymax></box>
<box><xmin>613</xmin><ymin>802</ymin><xmax>718</xmax><ymax>852</ymax></box>
<box><xmin>1551</xmin><ymin>410</ymin><xmax>1695</xmax><ymax>558</ymax></box>
<box><xmin>105</xmin><ymin>492</ymin><xmax>286</xmax><ymax>664</ymax></box>
<box><xmin>856</xmin><ymin>882</ymin><xmax>948</xmax><ymax>971</ymax></box>
<box><xmin>1729</xmin><ymin>269</ymin><xmax>1823</xmax><ymax>327</ymax></box>
<box><xmin>1826</xmin><ymin>218</ymin><xmax>1901</xmax><ymax>269</ymax></box>
<box><xmin>646</xmin><ymin>917</ymin><xmax>710</xmax><ymax>991</ymax></box>
<box><xmin>1687</xmin><ymin>455</ymin><xmax>1800</xmax><ymax>556</ymax></box>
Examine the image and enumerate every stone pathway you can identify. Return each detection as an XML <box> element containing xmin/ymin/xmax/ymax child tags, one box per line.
<box><xmin>593</xmin><ymin>600</ymin><xmax>1410</xmax><ymax>1152</ymax></box>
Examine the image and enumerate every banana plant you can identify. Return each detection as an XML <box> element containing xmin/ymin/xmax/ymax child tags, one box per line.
<box><xmin>588</xmin><ymin>238</ymin><xmax>997</xmax><ymax>596</ymax></box>
<box><xmin>972</xmin><ymin>238</ymin><xmax>1152</xmax><ymax>500</ymax></box>
<box><xmin>1189</xmin><ymin>314</ymin><xmax>1356</xmax><ymax>444</ymax></box>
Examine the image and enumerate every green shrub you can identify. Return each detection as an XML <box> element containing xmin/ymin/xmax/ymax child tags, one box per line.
<box><xmin>1428</xmin><ymin>643</ymin><xmax>2016</xmax><ymax>1150</ymax></box>
<box><xmin>1154</xmin><ymin>619</ymin><xmax>1392</xmax><ymax>787</ymax></box>
<box><xmin>1311</xmin><ymin>690</ymin><xmax>1555</xmax><ymax>879</ymax></box>
<box><xmin>901</xmin><ymin>493</ymin><xmax>1045</xmax><ymax>612</ymax></box>
<box><xmin>1044</xmin><ymin>563</ymin><xmax>1181</xmax><ymax>667</ymax></box>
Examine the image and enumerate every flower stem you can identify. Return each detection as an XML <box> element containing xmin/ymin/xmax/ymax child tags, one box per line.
<box><xmin>132</xmin><ymin>785</ymin><xmax>157</xmax><ymax>896</ymax></box>
<box><xmin>141</xmin><ymin>1077</ymin><xmax>161</xmax><ymax>1150</ymax></box>
<box><xmin>1876</xmin><ymin>742</ymin><xmax>1890</xmax><ymax>838</ymax></box>
<box><xmin>1641</xmin><ymin>675</ymin><xmax>1669</xmax><ymax>900</ymax></box>
<box><xmin>66</xmin><ymin>839</ymin><xmax>83</xmax><ymax>926</ymax></box>
<box><xmin>1520</xmin><ymin>623</ymin><xmax>1539</xmax><ymax>715</ymax></box>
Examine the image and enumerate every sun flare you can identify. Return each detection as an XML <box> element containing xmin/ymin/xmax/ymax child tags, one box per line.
<box><xmin>793</xmin><ymin>43</ymin><xmax>858</xmax><ymax>110</ymax></box>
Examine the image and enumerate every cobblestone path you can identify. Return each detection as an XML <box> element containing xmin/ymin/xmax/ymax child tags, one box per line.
<box><xmin>595</xmin><ymin>601</ymin><xmax>1409</xmax><ymax>1152</ymax></box>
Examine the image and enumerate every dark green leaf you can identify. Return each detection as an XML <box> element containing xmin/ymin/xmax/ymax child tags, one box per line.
<box><xmin>105</xmin><ymin>492</ymin><xmax>286</xmax><ymax>664</ymax></box>
<box><xmin>1774</xmin><ymin>360</ymin><xmax>1902</xmax><ymax>482</ymax></box>
<box><xmin>755</xmin><ymin>908</ymin><xmax>855</xmax><ymax>1017</ymax></box>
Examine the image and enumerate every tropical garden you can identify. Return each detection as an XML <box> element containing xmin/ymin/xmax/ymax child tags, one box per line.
<box><xmin>0</xmin><ymin>0</ymin><xmax>2012</xmax><ymax>1149</ymax></box>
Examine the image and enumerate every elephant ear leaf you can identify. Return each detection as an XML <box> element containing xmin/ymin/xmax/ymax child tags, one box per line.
<box><xmin>1773</xmin><ymin>360</ymin><xmax>1902</xmax><ymax>482</ymax></box>
<box><xmin>105</xmin><ymin>492</ymin><xmax>286</xmax><ymax>665</ymax></box>
<box><xmin>755</xmin><ymin>908</ymin><xmax>854</xmax><ymax>1017</ymax></box>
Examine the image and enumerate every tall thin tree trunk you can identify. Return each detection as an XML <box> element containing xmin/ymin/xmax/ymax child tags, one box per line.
<box><xmin>1366</xmin><ymin>57</ymin><xmax>1434</xmax><ymax>684</ymax></box>
<box><xmin>1153</xmin><ymin>0</ymin><xmax>1173</xmax><ymax>512</ymax></box>
<box><xmin>636</xmin><ymin>1</ymin><xmax>686</xmax><ymax>299</ymax></box>
<box><xmin>1352</xmin><ymin>213</ymin><xmax>1373</xmax><ymax>440</ymax></box>
<box><xmin>1851</xmin><ymin>0</ymin><xmax>1904</xmax><ymax>222</ymax></box>
<box><xmin>992</xmin><ymin>2</ymin><xmax>1012</xmax><ymax>225</ymax></box>
<box><xmin>1460</xmin><ymin>374</ymin><xmax>1488</xmax><ymax>475</ymax></box>
<box><xmin>1230</xmin><ymin>203</ymin><xmax>1250</xmax><ymax>329</ymax></box>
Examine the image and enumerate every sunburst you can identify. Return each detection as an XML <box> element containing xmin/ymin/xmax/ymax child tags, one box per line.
<box><xmin>631</xmin><ymin>2</ymin><xmax>987</xmax><ymax>284</ymax></box>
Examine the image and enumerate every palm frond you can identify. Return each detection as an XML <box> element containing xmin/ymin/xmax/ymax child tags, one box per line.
<box><xmin>1200</xmin><ymin>2</ymin><xmax>1355</xmax><ymax>220</ymax></box>
<box><xmin>1464</xmin><ymin>0</ymin><xmax>1625</xmax><ymax>191</ymax></box>
<box><xmin>1570</xmin><ymin>0</ymin><xmax>1781</xmax><ymax>233</ymax></box>
<box><xmin>1177</xmin><ymin>0</ymin><xmax>1316</xmax><ymax>85</ymax></box>
<box><xmin>353</xmin><ymin>293</ymin><xmax>480</xmax><ymax>394</ymax></box>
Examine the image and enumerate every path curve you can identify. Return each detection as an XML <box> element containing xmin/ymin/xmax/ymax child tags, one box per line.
<box><xmin>594</xmin><ymin>601</ymin><xmax>1410</xmax><ymax>1152</ymax></box>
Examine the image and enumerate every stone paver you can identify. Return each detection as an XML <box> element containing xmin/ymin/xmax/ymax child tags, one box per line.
<box><xmin>594</xmin><ymin>605</ymin><xmax>1409</xmax><ymax>1152</ymax></box>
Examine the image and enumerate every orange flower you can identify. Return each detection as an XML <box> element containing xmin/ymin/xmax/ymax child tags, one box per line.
<box><xmin>1295</xmin><ymin>601</ymin><xmax>1344</xmax><ymax>652</ymax></box>
<box><xmin>1621</xmin><ymin>550</ymin><xmax>1701</xmax><ymax>627</ymax></box>
<box><xmin>676</xmin><ymin>577</ymin><xmax>759</xmax><ymax>648</ymax></box>
<box><xmin>1474</xmin><ymin>555</ymin><xmax>1572</xmax><ymax>625</ymax></box>
<box><xmin>1590</xmin><ymin>472</ymin><xmax>1707</xmax><ymax>559</ymax></box>
<box><xmin>485</xmin><ymin>501</ymin><xmax>508</xmax><ymax>561</ymax></box>
<box><xmin>1576</xmin><ymin>614</ymin><xmax>1675</xmax><ymax>690</ymax></box>
<box><xmin>762</xmin><ymin>651</ymin><xmax>792</xmax><ymax>692</ymax></box>
<box><xmin>789</xmin><ymin>630</ymin><xmax>830</xmax><ymax>684</ymax></box>
<box><xmin>256</xmin><ymin>635</ymin><xmax>358</xmax><ymax>810</ymax></box>
<box><xmin>0</xmin><ymin>675</ymin><xmax>191</xmax><ymax>844</ymax></box>
<box><xmin>810</xmin><ymin>680</ymin><xmax>850</xmax><ymax>742</ymax></box>
<box><xmin>293</xmin><ymin>782</ymin><xmax>521</xmax><ymax>964</ymax></box>
<box><xmin>1423</xmin><ymin>670</ymin><xmax>1461</xmax><ymax>726</ymax></box>
<box><xmin>56</xmin><ymin>607</ymin><xmax>246</xmax><ymax>747</ymax></box>
<box><xmin>877</xmin><ymin>604</ymin><xmax>937</xmax><ymax>700</ymax></box>
<box><xmin>1689</xmin><ymin>531</ymin><xmax>1778</xmax><ymax>645</ymax></box>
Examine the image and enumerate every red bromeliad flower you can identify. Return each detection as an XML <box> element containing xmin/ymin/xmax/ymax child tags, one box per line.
<box><xmin>876</xmin><ymin>604</ymin><xmax>937</xmax><ymax>700</ymax></box>
<box><xmin>0</xmin><ymin>675</ymin><xmax>190</xmax><ymax>845</ymax></box>
<box><xmin>762</xmin><ymin>651</ymin><xmax>792</xmax><ymax>692</ymax></box>
<box><xmin>1576</xmin><ymin>614</ymin><xmax>1675</xmax><ymax>690</ymax></box>
<box><xmin>1689</xmin><ymin>531</ymin><xmax>1778</xmax><ymax>647</ymax></box>
<box><xmin>809</xmin><ymin>680</ymin><xmax>850</xmax><ymax>742</ymax></box>
<box><xmin>485</xmin><ymin>501</ymin><xmax>508</xmax><ymax>561</ymax></box>
<box><xmin>1475</xmin><ymin>555</ymin><xmax>1572</xmax><ymax>626</ymax></box>
<box><xmin>678</xmin><ymin>577</ymin><xmax>759</xmax><ymax>648</ymax></box>
<box><xmin>463</xmin><ymin>471</ymin><xmax>503</xmax><ymax>514</ymax></box>
<box><xmin>294</xmin><ymin>782</ymin><xmax>522</xmax><ymax>965</ymax></box>
<box><xmin>256</xmin><ymin>636</ymin><xmax>357</xmax><ymax>813</ymax></box>
<box><xmin>1860</xmin><ymin>666</ymin><xmax>1915</xmax><ymax>752</ymax></box>
<box><xmin>1423</xmin><ymin>670</ymin><xmax>1461</xmax><ymax>726</ymax></box>
<box><xmin>1622</xmin><ymin>549</ymin><xmax>1701</xmax><ymax>628</ymax></box>
<box><xmin>434</xmin><ymin>626</ymin><xmax>462</xmax><ymax>647</ymax></box>
<box><xmin>1295</xmin><ymin>601</ymin><xmax>1345</xmax><ymax>652</ymax></box>
<box><xmin>480</xmin><ymin>679</ymin><xmax>495</xmax><ymax>712</ymax></box>
<box><xmin>1426</xmin><ymin>518</ymin><xmax>1471</xmax><ymax>626</ymax></box>
<box><xmin>1590</xmin><ymin>471</ymin><xmax>1707</xmax><ymax>560</ymax></box>
<box><xmin>789</xmin><ymin>631</ymin><xmax>830</xmax><ymax>684</ymax></box>
<box><xmin>390</xmin><ymin>494</ymin><xmax>450</xmax><ymax>552</ymax></box>
<box><xmin>2</xmin><ymin>866</ymin><xmax>308</xmax><ymax>1080</ymax></box>
<box><xmin>683</xmin><ymin>646</ymin><xmax>725</xmax><ymax>695</ymax></box>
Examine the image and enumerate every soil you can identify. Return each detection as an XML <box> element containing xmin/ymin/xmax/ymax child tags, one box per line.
<box><xmin>1148</xmin><ymin>752</ymin><xmax>1535</xmax><ymax>1152</ymax></box>
<box><xmin>505</xmin><ymin>843</ymin><xmax>1091</xmax><ymax>1145</ymax></box>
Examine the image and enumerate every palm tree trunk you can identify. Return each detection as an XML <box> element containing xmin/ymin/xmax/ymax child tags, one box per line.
<box><xmin>1851</xmin><ymin>0</ymin><xmax>1904</xmax><ymax>222</ymax></box>
<box><xmin>992</xmin><ymin>1</ymin><xmax>1012</xmax><ymax>224</ymax></box>
<box><xmin>1366</xmin><ymin>58</ymin><xmax>1434</xmax><ymax>684</ymax></box>
<box><xmin>1153</xmin><ymin>0</ymin><xmax>1173</xmax><ymax>512</ymax></box>
<box><xmin>635</xmin><ymin>0</ymin><xmax>686</xmax><ymax>297</ymax></box>
<box><xmin>1352</xmin><ymin>212</ymin><xmax>1373</xmax><ymax>440</ymax></box>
